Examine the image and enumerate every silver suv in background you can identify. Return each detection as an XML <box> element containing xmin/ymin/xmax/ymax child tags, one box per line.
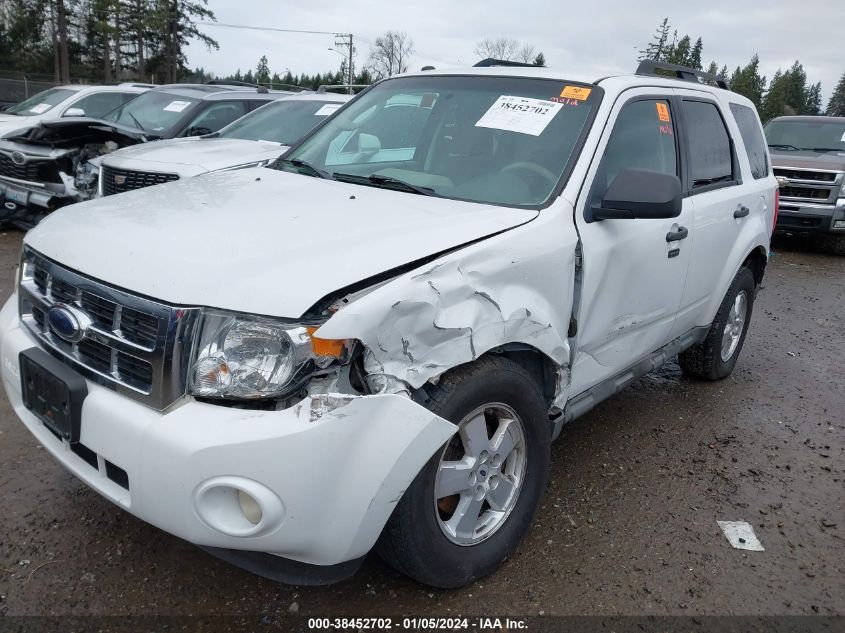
<box><xmin>0</xmin><ymin>83</ymin><xmax>151</xmax><ymax>139</ymax></box>
<box><xmin>98</xmin><ymin>92</ymin><xmax>351</xmax><ymax>197</ymax></box>
<box><xmin>765</xmin><ymin>115</ymin><xmax>845</xmax><ymax>253</ymax></box>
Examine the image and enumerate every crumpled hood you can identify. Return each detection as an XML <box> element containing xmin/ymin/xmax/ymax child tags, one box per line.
<box><xmin>770</xmin><ymin>150</ymin><xmax>845</xmax><ymax>172</ymax></box>
<box><xmin>25</xmin><ymin>168</ymin><xmax>538</xmax><ymax>317</ymax></box>
<box><xmin>2</xmin><ymin>117</ymin><xmax>150</xmax><ymax>148</ymax></box>
<box><xmin>105</xmin><ymin>137</ymin><xmax>287</xmax><ymax>175</ymax></box>
<box><xmin>0</xmin><ymin>114</ymin><xmax>41</xmax><ymax>138</ymax></box>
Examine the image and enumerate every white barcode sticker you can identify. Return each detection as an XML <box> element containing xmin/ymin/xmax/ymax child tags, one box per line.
<box><xmin>315</xmin><ymin>103</ymin><xmax>342</xmax><ymax>116</ymax></box>
<box><xmin>475</xmin><ymin>95</ymin><xmax>563</xmax><ymax>136</ymax></box>
<box><xmin>163</xmin><ymin>100</ymin><xmax>192</xmax><ymax>113</ymax></box>
<box><xmin>29</xmin><ymin>103</ymin><xmax>51</xmax><ymax>114</ymax></box>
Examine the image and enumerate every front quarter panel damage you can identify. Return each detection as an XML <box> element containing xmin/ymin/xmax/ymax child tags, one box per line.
<box><xmin>317</xmin><ymin>209</ymin><xmax>579</xmax><ymax>406</ymax></box>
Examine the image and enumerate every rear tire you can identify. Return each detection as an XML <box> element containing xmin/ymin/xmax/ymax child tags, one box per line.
<box><xmin>679</xmin><ymin>266</ymin><xmax>756</xmax><ymax>380</ymax></box>
<box><xmin>376</xmin><ymin>356</ymin><xmax>550</xmax><ymax>588</ymax></box>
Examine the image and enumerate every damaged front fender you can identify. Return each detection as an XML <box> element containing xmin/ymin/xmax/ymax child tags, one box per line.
<box><xmin>316</xmin><ymin>208</ymin><xmax>579</xmax><ymax>407</ymax></box>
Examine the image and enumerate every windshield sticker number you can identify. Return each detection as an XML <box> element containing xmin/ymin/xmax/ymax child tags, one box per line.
<box><xmin>656</xmin><ymin>102</ymin><xmax>671</xmax><ymax>122</ymax></box>
<box><xmin>163</xmin><ymin>100</ymin><xmax>192</xmax><ymax>113</ymax></box>
<box><xmin>314</xmin><ymin>103</ymin><xmax>342</xmax><ymax>116</ymax></box>
<box><xmin>475</xmin><ymin>96</ymin><xmax>563</xmax><ymax>136</ymax></box>
<box><xmin>29</xmin><ymin>103</ymin><xmax>51</xmax><ymax>114</ymax></box>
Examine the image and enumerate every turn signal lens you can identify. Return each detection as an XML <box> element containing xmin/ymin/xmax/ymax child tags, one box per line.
<box><xmin>306</xmin><ymin>327</ymin><xmax>347</xmax><ymax>358</ymax></box>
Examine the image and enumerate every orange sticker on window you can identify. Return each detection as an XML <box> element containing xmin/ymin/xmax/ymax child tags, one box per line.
<box><xmin>560</xmin><ymin>85</ymin><xmax>592</xmax><ymax>100</ymax></box>
<box><xmin>656</xmin><ymin>102</ymin><xmax>671</xmax><ymax>122</ymax></box>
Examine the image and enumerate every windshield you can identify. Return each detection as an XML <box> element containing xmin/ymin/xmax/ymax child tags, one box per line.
<box><xmin>7</xmin><ymin>88</ymin><xmax>77</xmax><ymax>116</ymax></box>
<box><xmin>102</xmin><ymin>90</ymin><xmax>200</xmax><ymax>134</ymax></box>
<box><xmin>279</xmin><ymin>75</ymin><xmax>597</xmax><ymax>206</ymax></box>
<box><xmin>220</xmin><ymin>99</ymin><xmax>344</xmax><ymax>144</ymax></box>
<box><xmin>765</xmin><ymin>119</ymin><xmax>845</xmax><ymax>152</ymax></box>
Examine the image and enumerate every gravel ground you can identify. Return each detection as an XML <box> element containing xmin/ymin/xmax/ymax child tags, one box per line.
<box><xmin>0</xmin><ymin>230</ymin><xmax>842</xmax><ymax>619</ymax></box>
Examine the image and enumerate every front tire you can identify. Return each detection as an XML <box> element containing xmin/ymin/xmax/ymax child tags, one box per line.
<box><xmin>679</xmin><ymin>266</ymin><xmax>756</xmax><ymax>380</ymax></box>
<box><xmin>376</xmin><ymin>356</ymin><xmax>550</xmax><ymax>588</ymax></box>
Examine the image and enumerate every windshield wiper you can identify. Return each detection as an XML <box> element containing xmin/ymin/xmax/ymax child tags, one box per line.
<box><xmin>768</xmin><ymin>143</ymin><xmax>800</xmax><ymax>151</ymax></box>
<box><xmin>125</xmin><ymin>111</ymin><xmax>145</xmax><ymax>131</ymax></box>
<box><xmin>803</xmin><ymin>147</ymin><xmax>843</xmax><ymax>153</ymax></box>
<box><xmin>276</xmin><ymin>158</ymin><xmax>329</xmax><ymax>179</ymax></box>
<box><xmin>332</xmin><ymin>172</ymin><xmax>440</xmax><ymax>196</ymax></box>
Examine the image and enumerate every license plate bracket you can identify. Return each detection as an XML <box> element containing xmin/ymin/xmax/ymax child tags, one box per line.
<box><xmin>5</xmin><ymin>186</ymin><xmax>29</xmax><ymax>206</ymax></box>
<box><xmin>20</xmin><ymin>348</ymin><xmax>87</xmax><ymax>443</ymax></box>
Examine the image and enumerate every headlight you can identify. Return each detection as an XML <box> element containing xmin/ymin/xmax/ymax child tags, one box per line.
<box><xmin>188</xmin><ymin>310</ymin><xmax>349</xmax><ymax>400</ymax></box>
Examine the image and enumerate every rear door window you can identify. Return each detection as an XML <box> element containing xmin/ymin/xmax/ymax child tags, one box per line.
<box><xmin>682</xmin><ymin>100</ymin><xmax>734</xmax><ymax>190</ymax></box>
<box><xmin>729</xmin><ymin>103</ymin><xmax>768</xmax><ymax>180</ymax></box>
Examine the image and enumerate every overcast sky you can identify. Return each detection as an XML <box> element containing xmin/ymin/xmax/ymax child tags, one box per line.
<box><xmin>186</xmin><ymin>0</ymin><xmax>843</xmax><ymax>104</ymax></box>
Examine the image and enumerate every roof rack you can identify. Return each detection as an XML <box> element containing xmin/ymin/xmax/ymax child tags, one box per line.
<box><xmin>317</xmin><ymin>84</ymin><xmax>369</xmax><ymax>94</ymax></box>
<box><xmin>473</xmin><ymin>58</ymin><xmax>535</xmax><ymax>68</ymax></box>
<box><xmin>118</xmin><ymin>82</ymin><xmax>156</xmax><ymax>88</ymax></box>
<box><xmin>205</xmin><ymin>79</ymin><xmax>269</xmax><ymax>93</ymax></box>
<box><xmin>636</xmin><ymin>60</ymin><xmax>728</xmax><ymax>89</ymax></box>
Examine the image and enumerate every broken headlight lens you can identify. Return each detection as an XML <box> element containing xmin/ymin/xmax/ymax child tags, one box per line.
<box><xmin>188</xmin><ymin>311</ymin><xmax>348</xmax><ymax>400</ymax></box>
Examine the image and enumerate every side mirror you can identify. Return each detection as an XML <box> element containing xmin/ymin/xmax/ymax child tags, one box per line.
<box><xmin>63</xmin><ymin>107</ymin><xmax>85</xmax><ymax>117</ymax></box>
<box><xmin>188</xmin><ymin>126</ymin><xmax>213</xmax><ymax>137</ymax></box>
<box><xmin>358</xmin><ymin>133</ymin><xmax>381</xmax><ymax>155</ymax></box>
<box><xmin>590</xmin><ymin>168</ymin><xmax>682</xmax><ymax>221</ymax></box>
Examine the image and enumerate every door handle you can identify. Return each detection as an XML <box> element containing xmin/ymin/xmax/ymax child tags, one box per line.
<box><xmin>734</xmin><ymin>205</ymin><xmax>750</xmax><ymax>219</ymax></box>
<box><xmin>666</xmin><ymin>226</ymin><xmax>689</xmax><ymax>242</ymax></box>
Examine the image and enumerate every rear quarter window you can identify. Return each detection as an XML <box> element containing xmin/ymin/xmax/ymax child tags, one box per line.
<box><xmin>729</xmin><ymin>103</ymin><xmax>769</xmax><ymax>180</ymax></box>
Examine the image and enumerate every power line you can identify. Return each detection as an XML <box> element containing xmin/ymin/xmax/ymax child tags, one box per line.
<box><xmin>197</xmin><ymin>22</ymin><xmax>349</xmax><ymax>37</ymax></box>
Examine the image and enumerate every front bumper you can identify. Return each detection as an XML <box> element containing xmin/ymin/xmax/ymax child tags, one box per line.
<box><xmin>0</xmin><ymin>177</ymin><xmax>73</xmax><ymax>213</ymax></box>
<box><xmin>0</xmin><ymin>295</ymin><xmax>455</xmax><ymax>570</ymax></box>
<box><xmin>775</xmin><ymin>201</ymin><xmax>845</xmax><ymax>235</ymax></box>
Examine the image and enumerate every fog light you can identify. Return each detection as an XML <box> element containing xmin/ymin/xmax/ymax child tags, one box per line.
<box><xmin>834</xmin><ymin>220</ymin><xmax>845</xmax><ymax>229</ymax></box>
<box><xmin>237</xmin><ymin>489</ymin><xmax>262</xmax><ymax>525</ymax></box>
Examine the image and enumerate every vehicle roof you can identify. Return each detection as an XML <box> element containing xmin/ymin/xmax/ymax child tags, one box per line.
<box><xmin>274</xmin><ymin>92</ymin><xmax>353</xmax><ymax>103</ymax></box>
<box><xmin>149</xmin><ymin>83</ymin><xmax>292</xmax><ymax>100</ymax></box>
<box><xmin>399</xmin><ymin>66</ymin><xmax>734</xmax><ymax>96</ymax></box>
<box><xmin>768</xmin><ymin>115</ymin><xmax>845</xmax><ymax>123</ymax></box>
<box><xmin>54</xmin><ymin>84</ymin><xmax>149</xmax><ymax>94</ymax></box>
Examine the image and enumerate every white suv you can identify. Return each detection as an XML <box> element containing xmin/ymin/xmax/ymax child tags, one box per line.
<box><xmin>0</xmin><ymin>83</ymin><xmax>150</xmax><ymax>138</ymax></box>
<box><xmin>0</xmin><ymin>61</ymin><xmax>776</xmax><ymax>588</ymax></box>
<box><xmin>97</xmin><ymin>93</ymin><xmax>351</xmax><ymax>197</ymax></box>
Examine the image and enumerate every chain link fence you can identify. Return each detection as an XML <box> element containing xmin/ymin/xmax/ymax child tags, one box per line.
<box><xmin>0</xmin><ymin>71</ymin><xmax>59</xmax><ymax>108</ymax></box>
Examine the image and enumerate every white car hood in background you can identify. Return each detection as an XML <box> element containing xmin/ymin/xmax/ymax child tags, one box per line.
<box><xmin>0</xmin><ymin>113</ymin><xmax>44</xmax><ymax>138</ymax></box>
<box><xmin>25</xmin><ymin>168</ymin><xmax>538</xmax><ymax>317</ymax></box>
<box><xmin>104</xmin><ymin>137</ymin><xmax>288</xmax><ymax>177</ymax></box>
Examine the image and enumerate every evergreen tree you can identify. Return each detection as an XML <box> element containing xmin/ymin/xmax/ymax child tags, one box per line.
<box><xmin>728</xmin><ymin>54</ymin><xmax>766</xmax><ymax>109</ymax></box>
<box><xmin>639</xmin><ymin>17</ymin><xmax>671</xmax><ymax>61</ymax></box>
<box><xmin>689</xmin><ymin>37</ymin><xmax>703</xmax><ymax>70</ymax></box>
<box><xmin>255</xmin><ymin>54</ymin><xmax>270</xmax><ymax>84</ymax></box>
<box><xmin>532</xmin><ymin>52</ymin><xmax>546</xmax><ymax>67</ymax></box>
<box><xmin>827</xmin><ymin>71</ymin><xmax>845</xmax><ymax>116</ymax></box>
<box><xmin>760</xmin><ymin>61</ymin><xmax>815</xmax><ymax>121</ymax></box>
<box><xmin>806</xmin><ymin>82</ymin><xmax>822</xmax><ymax>115</ymax></box>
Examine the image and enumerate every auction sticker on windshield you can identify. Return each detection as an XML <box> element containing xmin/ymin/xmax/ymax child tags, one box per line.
<box><xmin>475</xmin><ymin>95</ymin><xmax>563</xmax><ymax>136</ymax></box>
<box><xmin>29</xmin><ymin>103</ymin><xmax>51</xmax><ymax>114</ymax></box>
<box><xmin>163</xmin><ymin>100</ymin><xmax>192</xmax><ymax>113</ymax></box>
<box><xmin>315</xmin><ymin>103</ymin><xmax>342</xmax><ymax>116</ymax></box>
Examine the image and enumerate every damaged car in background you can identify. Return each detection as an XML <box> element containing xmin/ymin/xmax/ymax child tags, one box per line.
<box><xmin>0</xmin><ymin>61</ymin><xmax>776</xmax><ymax>589</ymax></box>
<box><xmin>0</xmin><ymin>82</ymin><xmax>288</xmax><ymax>229</ymax></box>
<box><xmin>97</xmin><ymin>92</ymin><xmax>351</xmax><ymax>197</ymax></box>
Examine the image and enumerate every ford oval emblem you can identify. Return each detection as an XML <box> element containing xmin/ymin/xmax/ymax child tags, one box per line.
<box><xmin>47</xmin><ymin>305</ymin><xmax>85</xmax><ymax>342</ymax></box>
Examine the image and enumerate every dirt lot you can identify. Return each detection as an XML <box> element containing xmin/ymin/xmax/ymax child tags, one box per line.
<box><xmin>0</xmin><ymin>231</ymin><xmax>842</xmax><ymax>620</ymax></box>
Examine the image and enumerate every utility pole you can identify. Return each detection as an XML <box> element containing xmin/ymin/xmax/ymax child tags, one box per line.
<box><xmin>334</xmin><ymin>33</ymin><xmax>354</xmax><ymax>93</ymax></box>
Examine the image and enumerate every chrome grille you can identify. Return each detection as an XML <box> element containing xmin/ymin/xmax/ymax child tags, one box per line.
<box><xmin>101</xmin><ymin>165</ymin><xmax>180</xmax><ymax>196</ymax></box>
<box><xmin>0</xmin><ymin>153</ymin><xmax>39</xmax><ymax>181</ymax></box>
<box><xmin>18</xmin><ymin>247</ymin><xmax>200</xmax><ymax>410</ymax></box>
<box><xmin>773</xmin><ymin>167</ymin><xmax>844</xmax><ymax>204</ymax></box>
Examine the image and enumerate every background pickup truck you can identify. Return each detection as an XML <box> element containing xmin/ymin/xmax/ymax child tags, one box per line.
<box><xmin>765</xmin><ymin>115</ymin><xmax>845</xmax><ymax>253</ymax></box>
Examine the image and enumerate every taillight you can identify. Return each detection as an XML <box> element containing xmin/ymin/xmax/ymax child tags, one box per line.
<box><xmin>772</xmin><ymin>188</ymin><xmax>780</xmax><ymax>234</ymax></box>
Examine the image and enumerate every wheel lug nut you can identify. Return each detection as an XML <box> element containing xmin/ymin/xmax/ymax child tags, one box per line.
<box><xmin>479</xmin><ymin>450</ymin><xmax>489</xmax><ymax>463</ymax></box>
